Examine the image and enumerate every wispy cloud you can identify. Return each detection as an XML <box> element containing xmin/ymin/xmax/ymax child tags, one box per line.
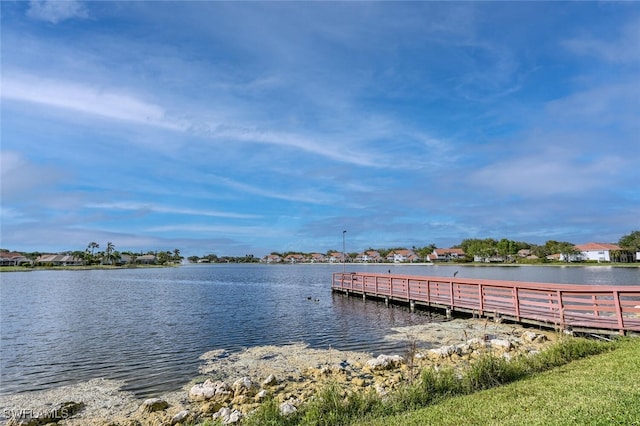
<box><xmin>86</xmin><ymin>202</ymin><xmax>260</xmax><ymax>219</ymax></box>
<box><xmin>471</xmin><ymin>153</ymin><xmax>625</xmax><ymax>196</ymax></box>
<box><xmin>26</xmin><ymin>0</ymin><xmax>88</xmax><ymax>24</ymax></box>
<box><xmin>562</xmin><ymin>18</ymin><xmax>640</xmax><ymax>64</ymax></box>
<box><xmin>2</xmin><ymin>74</ymin><xmax>184</xmax><ymax>131</ymax></box>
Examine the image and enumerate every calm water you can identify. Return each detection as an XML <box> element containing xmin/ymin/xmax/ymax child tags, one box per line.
<box><xmin>0</xmin><ymin>264</ymin><xmax>637</xmax><ymax>398</ymax></box>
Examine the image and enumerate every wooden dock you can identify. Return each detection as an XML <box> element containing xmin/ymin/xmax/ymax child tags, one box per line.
<box><xmin>332</xmin><ymin>272</ymin><xmax>640</xmax><ymax>335</ymax></box>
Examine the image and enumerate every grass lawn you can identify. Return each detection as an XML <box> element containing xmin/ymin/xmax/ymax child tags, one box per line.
<box><xmin>356</xmin><ymin>338</ymin><xmax>640</xmax><ymax>426</ymax></box>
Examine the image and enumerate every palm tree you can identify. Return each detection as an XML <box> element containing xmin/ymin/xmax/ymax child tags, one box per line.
<box><xmin>72</xmin><ymin>250</ymin><xmax>85</xmax><ymax>266</ymax></box>
<box><xmin>173</xmin><ymin>248</ymin><xmax>182</xmax><ymax>263</ymax></box>
<box><xmin>105</xmin><ymin>242</ymin><xmax>115</xmax><ymax>265</ymax></box>
<box><xmin>88</xmin><ymin>242</ymin><xmax>99</xmax><ymax>255</ymax></box>
<box><xmin>86</xmin><ymin>242</ymin><xmax>99</xmax><ymax>265</ymax></box>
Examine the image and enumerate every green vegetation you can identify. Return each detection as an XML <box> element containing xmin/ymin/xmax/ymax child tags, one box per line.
<box><xmin>214</xmin><ymin>337</ymin><xmax>630</xmax><ymax>426</ymax></box>
<box><xmin>358</xmin><ymin>337</ymin><xmax>640</xmax><ymax>426</ymax></box>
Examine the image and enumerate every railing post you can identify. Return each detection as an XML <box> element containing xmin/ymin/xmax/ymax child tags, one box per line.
<box><xmin>514</xmin><ymin>287</ymin><xmax>520</xmax><ymax>321</ymax></box>
<box><xmin>556</xmin><ymin>290</ymin><xmax>565</xmax><ymax>329</ymax></box>
<box><xmin>613</xmin><ymin>290</ymin><xmax>624</xmax><ymax>334</ymax></box>
<box><xmin>406</xmin><ymin>279</ymin><xmax>410</xmax><ymax>300</ymax></box>
<box><xmin>449</xmin><ymin>281</ymin><xmax>454</xmax><ymax>308</ymax></box>
<box><xmin>478</xmin><ymin>283</ymin><xmax>484</xmax><ymax>316</ymax></box>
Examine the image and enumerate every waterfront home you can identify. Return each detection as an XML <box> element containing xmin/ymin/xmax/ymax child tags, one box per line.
<box><xmin>0</xmin><ymin>252</ymin><xmax>29</xmax><ymax>266</ymax></box>
<box><xmin>284</xmin><ymin>254</ymin><xmax>305</xmax><ymax>264</ymax></box>
<box><xmin>386</xmin><ymin>249</ymin><xmax>419</xmax><ymax>263</ymax></box>
<box><xmin>309</xmin><ymin>253</ymin><xmax>326</xmax><ymax>263</ymax></box>
<box><xmin>261</xmin><ymin>254</ymin><xmax>282</xmax><ymax>263</ymax></box>
<box><xmin>36</xmin><ymin>254</ymin><xmax>83</xmax><ymax>266</ymax></box>
<box><xmin>573</xmin><ymin>242</ymin><xmax>633</xmax><ymax>263</ymax></box>
<box><xmin>327</xmin><ymin>252</ymin><xmax>344</xmax><ymax>263</ymax></box>
<box><xmin>355</xmin><ymin>250</ymin><xmax>382</xmax><ymax>263</ymax></box>
<box><xmin>433</xmin><ymin>248</ymin><xmax>466</xmax><ymax>262</ymax></box>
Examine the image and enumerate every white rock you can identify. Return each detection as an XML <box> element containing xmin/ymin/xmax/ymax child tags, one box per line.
<box><xmin>490</xmin><ymin>339</ymin><xmax>512</xmax><ymax>350</ymax></box>
<box><xmin>141</xmin><ymin>397</ymin><xmax>168</xmax><ymax>413</ymax></box>
<box><xmin>212</xmin><ymin>407</ymin><xmax>243</xmax><ymax>424</ymax></box>
<box><xmin>227</xmin><ymin>410</ymin><xmax>243</xmax><ymax>424</ymax></box>
<box><xmin>232</xmin><ymin>376</ymin><xmax>253</xmax><ymax>394</ymax></box>
<box><xmin>171</xmin><ymin>410</ymin><xmax>189</xmax><ymax>425</ymax></box>
<box><xmin>365</xmin><ymin>354</ymin><xmax>404</xmax><ymax>370</ymax></box>
<box><xmin>262</xmin><ymin>374</ymin><xmax>278</xmax><ymax>387</ymax></box>
<box><xmin>280</xmin><ymin>402</ymin><xmax>297</xmax><ymax>416</ymax></box>
<box><xmin>189</xmin><ymin>379</ymin><xmax>230</xmax><ymax>401</ymax></box>
<box><xmin>428</xmin><ymin>345</ymin><xmax>460</xmax><ymax>358</ymax></box>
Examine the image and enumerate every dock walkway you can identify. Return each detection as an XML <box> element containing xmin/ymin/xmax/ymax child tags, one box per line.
<box><xmin>332</xmin><ymin>272</ymin><xmax>640</xmax><ymax>335</ymax></box>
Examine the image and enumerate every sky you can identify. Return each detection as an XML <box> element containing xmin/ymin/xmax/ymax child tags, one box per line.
<box><xmin>1</xmin><ymin>1</ymin><xmax>639</xmax><ymax>258</ymax></box>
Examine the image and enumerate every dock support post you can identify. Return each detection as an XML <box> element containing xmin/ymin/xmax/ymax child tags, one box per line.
<box><xmin>410</xmin><ymin>300</ymin><xmax>415</xmax><ymax>313</ymax></box>
<box><xmin>385</xmin><ymin>296</ymin><xmax>389</xmax><ymax>307</ymax></box>
<box><xmin>363</xmin><ymin>293</ymin><xmax>366</xmax><ymax>301</ymax></box>
<box><xmin>446</xmin><ymin>308</ymin><xmax>452</xmax><ymax>319</ymax></box>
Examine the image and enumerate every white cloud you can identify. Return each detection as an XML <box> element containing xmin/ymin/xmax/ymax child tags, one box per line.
<box><xmin>471</xmin><ymin>153</ymin><xmax>625</xmax><ymax>196</ymax></box>
<box><xmin>86</xmin><ymin>202</ymin><xmax>260</xmax><ymax>219</ymax></box>
<box><xmin>0</xmin><ymin>151</ymin><xmax>63</xmax><ymax>198</ymax></box>
<box><xmin>27</xmin><ymin>0</ymin><xmax>88</xmax><ymax>24</ymax></box>
<box><xmin>562</xmin><ymin>19</ymin><xmax>640</xmax><ymax>64</ymax></box>
<box><xmin>2</xmin><ymin>74</ymin><xmax>184</xmax><ymax>131</ymax></box>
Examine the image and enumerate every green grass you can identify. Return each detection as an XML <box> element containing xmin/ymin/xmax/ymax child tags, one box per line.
<box><xmin>355</xmin><ymin>337</ymin><xmax>640</xmax><ymax>426</ymax></box>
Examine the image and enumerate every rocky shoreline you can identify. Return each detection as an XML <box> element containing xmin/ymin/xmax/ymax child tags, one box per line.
<box><xmin>0</xmin><ymin>319</ymin><xmax>555</xmax><ymax>426</ymax></box>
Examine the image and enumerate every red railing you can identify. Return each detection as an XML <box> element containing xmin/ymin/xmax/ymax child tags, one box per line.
<box><xmin>332</xmin><ymin>272</ymin><xmax>640</xmax><ymax>334</ymax></box>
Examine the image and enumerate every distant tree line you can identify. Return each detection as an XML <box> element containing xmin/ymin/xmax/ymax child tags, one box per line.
<box><xmin>188</xmin><ymin>230</ymin><xmax>640</xmax><ymax>264</ymax></box>
<box><xmin>5</xmin><ymin>231</ymin><xmax>639</xmax><ymax>266</ymax></box>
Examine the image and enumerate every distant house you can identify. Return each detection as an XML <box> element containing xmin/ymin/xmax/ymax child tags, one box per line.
<box><xmin>433</xmin><ymin>248</ymin><xmax>465</xmax><ymax>262</ymax></box>
<box><xmin>327</xmin><ymin>252</ymin><xmax>344</xmax><ymax>263</ymax></box>
<box><xmin>309</xmin><ymin>253</ymin><xmax>326</xmax><ymax>263</ymax></box>
<box><xmin>262</xmin><ymin>254</ymin><xmax>282</xmax><ymax>263</ymax></box>
<box><xmin>284</xmin><ymin>254</ymin><xmax>305</xmax><ymax>264</ymax></box>
<box><xmin>36</xmin><ymin>254</ymin><xmax>83</xmax><ymax>266</ymax></box>
<box><xmin>573</xmin><ymin>242</ymin><xmax>630</xmax><ymax>263</ymax></box>
<box><xmin>387</xmin><ymin>249</ymin><xmax>419</xmax><ymax>263</ymax></box>
<box><xmin>473</xmin><ymin>254</ymin><xmax>505</xmax><ymax>263</ymax></box>
<box><xmin>137</xmin><ymin>254</ymin><xmax>157</xmax><ymax>264</ymax></box>
<box><xmin>0</xmin><ymin>252</ymin><xmax>29</xmax><ymax>266</ymax></box>
<box><xmin>355</xmin><ymin>250</ymin><xmax>382</xmax><ymax>263</ymax></box>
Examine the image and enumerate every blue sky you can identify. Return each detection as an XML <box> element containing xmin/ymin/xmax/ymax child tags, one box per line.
<box><xmin>1</xmin><ymin>1</ymin><xmax>639</xmax><ymax>257</ymax></box>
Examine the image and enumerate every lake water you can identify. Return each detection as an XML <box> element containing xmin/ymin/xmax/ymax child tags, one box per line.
<box><xmin>1</xmin><ymin>264</ymin><xmax>638</xmax><ymax>398</ymax></box>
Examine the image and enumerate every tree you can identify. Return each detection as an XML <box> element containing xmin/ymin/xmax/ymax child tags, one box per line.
<box><xmin>557</xmin><ymin>242</ymin><xmax>580</xmax><ymax>263</ymax></box>
<box><xmin>460</xmin><ymin>238</ymin><xmax>497</xmax><ymax>260</ymax></box>
<box><xmin>157</xmin><ymin>251</ymin><xmax>171</xmax><ymax>265</ymax></box>
<box><xmin>104</xmin><ymin>242</ymin><xmax>115</xmax><ymax>265</ymax></box>
<box><xmin>87</xmin><ymin>242</ymin><xmax>99</xmax><ymax>255</ymax></box>
<box><xmin>26</xmin><ymin>251</ymin><xmax>41</xmax><ymax>267</ymax></box>
<box><xmin>619</xmin><ymin>231</ymin><xmax>640</xmax><ymax>253</ymax></box>
<box><xmin>173</xmin><ymin>248</ymin><xmax>183</xmax><ymax>263</ymax></box>
<box><xmin>415</xmin><ymin>244</ymin><xmax>436</xmax><ymax>260</ymax></box>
